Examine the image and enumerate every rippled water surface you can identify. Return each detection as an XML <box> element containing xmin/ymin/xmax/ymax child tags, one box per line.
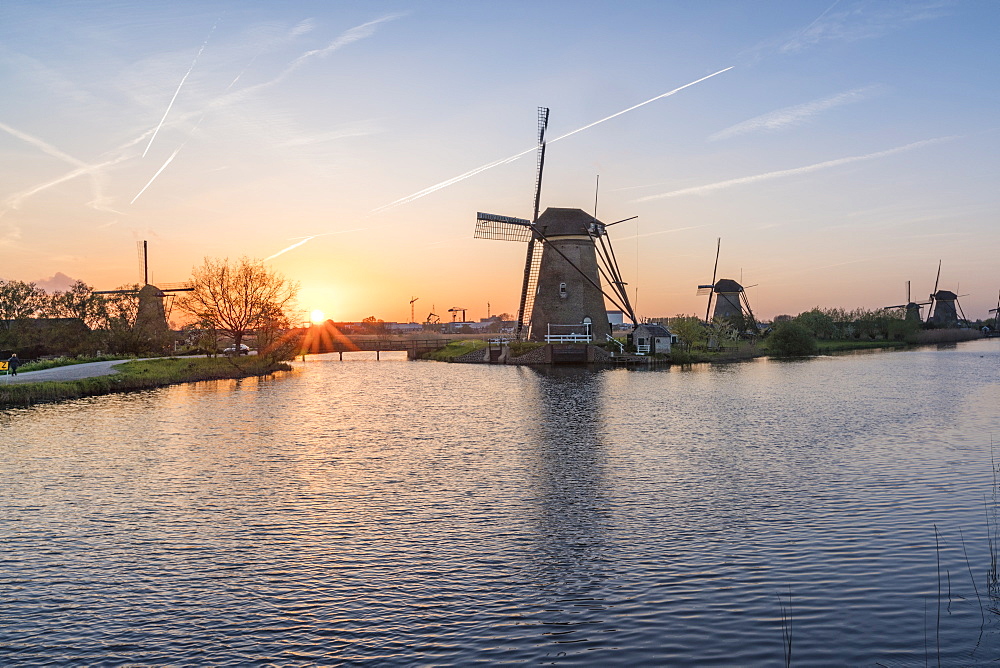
<box><xmin>3</xmin><ymin>341</ymin><xmax>1000</xmax><ymax>665</ymax></box>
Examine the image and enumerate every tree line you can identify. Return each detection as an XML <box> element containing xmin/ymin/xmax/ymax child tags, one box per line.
<box><xmin>1</xmin><ymin>257</ymin><xmax>299</xmax><ymax>360</ymax></box>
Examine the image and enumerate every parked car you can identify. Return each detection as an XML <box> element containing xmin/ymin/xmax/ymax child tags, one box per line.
<box><xmin>223</xmin><ymin>344</ymin><xmax>250</xmax><ymax>356</ymax></box>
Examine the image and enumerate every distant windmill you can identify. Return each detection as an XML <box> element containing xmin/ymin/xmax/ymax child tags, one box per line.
<box><xmin>924</xmin><ymin>261</ymin><xmax>969</xmax><ymax>327</ymax></box>
<box><xmin>882</xmin><ymin>280</ymin><xmax>929</xmax><ymax>322</ymax></box>
<box><xmin>95</xmin><ymin>240</ymin><xmax>192</xmax><ymax>333</ymax></box>
<box><xmin>474</xmin><ymin>107</ymin><xmax>636</xmax><ymax>342</ymax></box>
<box><xmin>696</xmin><ymin>239</ymin><xmax>757</xmax><ymax>329</ymax></box>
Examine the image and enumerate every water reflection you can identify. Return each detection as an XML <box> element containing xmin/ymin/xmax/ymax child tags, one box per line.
<box><xmin>520</xmin><ymin>368</ymin><xmax>610</xmax><ymax>586</ymax></box>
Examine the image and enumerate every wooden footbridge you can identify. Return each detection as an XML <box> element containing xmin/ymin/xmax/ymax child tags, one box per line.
<box><xmin>296</xmin><ymin>324</ymin><xmax>450</xmax><ymax>360</ymax></box>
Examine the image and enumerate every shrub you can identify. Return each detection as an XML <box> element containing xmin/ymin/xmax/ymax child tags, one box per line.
<box><xmin>767</xmin><ymin>321</ymin><xmax>818</xmax><ymax>357</ymax></box>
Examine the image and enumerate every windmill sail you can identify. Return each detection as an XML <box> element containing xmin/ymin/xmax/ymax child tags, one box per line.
<box><xmin>474</xmin><ymin>213</ymin><xmax>533</xmax><ymax>242</ymax></box>
<box><xmin>515</xmin><ymin>107</ymin><xmax>549</xmax><ymax>340</ymax></box>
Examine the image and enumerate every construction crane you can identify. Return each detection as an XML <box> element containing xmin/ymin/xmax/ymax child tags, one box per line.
<box><xmin>409</xmin><ymin>296</ymin><xmax>419</xmax><ymax>323</ymax></box>
<box><xmin>448</xmin><ymin>307</ymin><xmax>467</xmax><ymax>322</ymax></box>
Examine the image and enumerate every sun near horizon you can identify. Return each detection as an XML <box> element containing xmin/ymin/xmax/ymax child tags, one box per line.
<box><xmin>310</xmin><ymin>309</ymin><xmax>325</xmax><ymax>324</ymax></box>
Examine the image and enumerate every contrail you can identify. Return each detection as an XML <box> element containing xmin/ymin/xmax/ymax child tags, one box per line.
<box><xmin>5</xmin><ymin>154</ymin><xmax>130</xmax><ymax>209</ymax></box>
<box><xmin>265</xmin><ymin>228</ymin><xmax>367</xmax><ymax>261</ymax></box>
<box><xmin>0</xmin><ymin>121</ymin><xmax>88</xmax><ymax>168</ymax></box>
<box><xmin>372</xmin><ymin>67</ymin><xmax>734</xmax><ymax>213</ymax></box>
<box><xmin>131</xmin><ymin>147</ymin><xmax>181</xmax><ymax>204</ymax></box>
<box><xmin>142</xmin><ymin>23</ymin><xmax>217</xmax><ymax>158</ymax></box>
<box><xmin>636</xmin><ymin>136</ymin><xmax>956</xmax><ymax>202</ymax></box>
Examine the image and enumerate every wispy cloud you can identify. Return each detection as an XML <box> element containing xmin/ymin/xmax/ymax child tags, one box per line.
<box><xmin>265</xmin><ymin>228</ymin><xmax>366</xmax><ymax>260</ymax></box>
<box><xmin>0</xmin><ymin>121</ymin><xmax>89</xmax><ymax>168</ymax></box>
<box><xmin>636</xmin><ymin>136</ymin><xmax>956</xmax><ymax>202</ymax></box>
<box><xmin>215</xmin><ymin>13</ymin><xmax>405</xmax><ymax>109</ymax></box>
<box><xmin>4</xmin><ymin>154</ymin><xmax>132</xmax><ymax>210</ymax></box>
<box><xmin>710</xmin><ymin>85</ymin><xmax>881</xmax><ymax>140</ymax></box>
<box><xmin>373</xmin><ymin>67</ymin><xmax>734</xmax><ymax>213</ymax></box>
<box><xmin>780</xmin><ymin>1</ymin><xmax>951</xmax><ymax>53</ymax></box>
<box><xmin>615</xmin><ymin>225</ymin><xmax>706</xmax><ymax>242</ymax></box>
<box><xmin>277</xmin><ymin>121</ymin><xmax>381</xmax><ymax>148</ymax></box>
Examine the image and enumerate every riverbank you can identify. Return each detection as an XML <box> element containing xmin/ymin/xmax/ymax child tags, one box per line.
<box><xmin>0</xmin><ymin>357</ymin><xmax>291</xmax><ymax>408</ymax></box>
<box><xmin>422</xmin><ymin>329</ymin><xmax>983</xmax><ymax>366</ymax></box>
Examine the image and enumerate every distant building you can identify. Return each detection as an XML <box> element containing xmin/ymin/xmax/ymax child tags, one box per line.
<box><xmin>631</xmin><ymin>323</ymin><xmax>676</xmax><ymax>356</ymax></box>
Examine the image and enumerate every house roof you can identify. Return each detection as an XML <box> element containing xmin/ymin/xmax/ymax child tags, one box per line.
<box><xmin>636</xmin><ymin>323</ymin><xmax>671</xmax><ymax>337</ymax></box>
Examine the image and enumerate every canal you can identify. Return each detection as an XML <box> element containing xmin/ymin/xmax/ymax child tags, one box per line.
<box><xmin>2</xmin><ymin>340</ymin><xmax>999</xmax><ymax>665</ymax></box>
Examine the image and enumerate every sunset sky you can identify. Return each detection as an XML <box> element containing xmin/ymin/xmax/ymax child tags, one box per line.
<box><xmin>2</xmin><ymin>1</ymin><xmax>998</xmax><ymax>324</ymax></box>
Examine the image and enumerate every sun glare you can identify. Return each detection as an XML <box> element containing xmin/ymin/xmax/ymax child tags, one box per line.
<box><xmin>310</xmin><ymin>309</ymin><xmax>326</xmax><ymax>324</ymax></box>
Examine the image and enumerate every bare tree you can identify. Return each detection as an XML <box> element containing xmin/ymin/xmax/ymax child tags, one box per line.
<box><xmin>178</xmin><ymin>257</ymin><xmax>298</xmax><ymax>352</ymax></box>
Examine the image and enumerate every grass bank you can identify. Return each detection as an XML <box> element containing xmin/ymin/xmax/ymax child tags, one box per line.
<box><xmin>815</xmin><ymin>339</ymin><xmax>910</xmax><ymax>353</ymax></box>
<box><xmin>0</xmin><ymin>357</ymin><xmax>291</xmax><ymax>408</ymax></box>
<box><xmin>422</xmin><ymin>339</ymin><xmax>487</xmax><ymax>361</ymax></box>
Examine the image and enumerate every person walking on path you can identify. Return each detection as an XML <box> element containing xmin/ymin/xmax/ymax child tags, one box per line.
<box><xmin>7</xmin><ymin>353</ymin><xmax>21</xmax><ymax>376</ymax></box>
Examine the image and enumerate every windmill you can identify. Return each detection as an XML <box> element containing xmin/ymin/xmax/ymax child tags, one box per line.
<box><xmin>882</xmin><ymin>280</ymin><xmax>929</xmax><ymax>322</ymax></box>
<box><xmin>473</xmin><ymin>107</ymin><xmax>636</xmax><ymax>342</ymax></box>
<box><xmin>696</xmin><ymin>239</ymin><xmax>757</xmax><ymax>330</ymax></box>
<box><xmin>924</xmin><ymin>261</ymin><xmax>969</xmax><ymax>327</ymax></box>
<box><xmin>95</xmin><ymin>240</ymin><xmax>192</xmax><ymax>334</ymax></box>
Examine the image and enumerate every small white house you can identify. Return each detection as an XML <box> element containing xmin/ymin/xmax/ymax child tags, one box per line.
<box><xmin>631</xmin><ymin>323</ymin><xmax>676</xmax><ymax>355</ymax></box>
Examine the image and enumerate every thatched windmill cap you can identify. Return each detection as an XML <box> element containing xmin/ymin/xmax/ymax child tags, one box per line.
<box><xmin>536</xmin><ymin>208</ymin><xmax>602</xmax><ymax>237</ymax></box>
<box><xmin>714</xmin><ymin>278</ymin><xmax>744</xmax><ymax>293</ymax></box>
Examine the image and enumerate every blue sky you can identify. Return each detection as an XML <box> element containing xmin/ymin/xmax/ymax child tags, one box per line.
<box><xmin>2</xmin><ymin>1</ymin><xmax>998</xmax><ymax>322</ymax></box>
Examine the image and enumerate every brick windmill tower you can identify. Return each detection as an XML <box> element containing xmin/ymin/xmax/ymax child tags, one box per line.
<box><xmin>473</xmin><ymin>108</ymin><xmax>635</xmax><ymax>342</ymax></box>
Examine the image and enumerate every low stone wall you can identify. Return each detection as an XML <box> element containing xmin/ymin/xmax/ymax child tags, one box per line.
<box><xmin>448</xmin><ymin>347</ymin><xmax>492</xmax><ymax>364</ymax></box>
<box><xmin>507</xmin><ymin>345</ymin><xmax>549</xmax><ymax>365</ymax></box>
<box><xmin>438</xmin><ymin>343</ymin><xmax>623</xmax><ymax>365</ymax></box>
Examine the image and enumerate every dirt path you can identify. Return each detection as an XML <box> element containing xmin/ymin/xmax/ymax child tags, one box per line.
<box><xmin>2</xmin><ymin>359</ymin><xmax>152</xmax><ymax>385</ymax></box>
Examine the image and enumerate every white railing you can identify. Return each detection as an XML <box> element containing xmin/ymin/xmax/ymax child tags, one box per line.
<box><xmin>544</xmin><ymin>333</ymin><xmax>593</xmax><ymax>343</ymax></box>
<box><xmin>545</xmin><ymin>323</ymin><xmax>593</xmax><ymax>343</ymax></box>
<box><xmin>636</xmin><ymin>344</ymin><xmax>651</xmax><ymax>355</ymax></box>
<box><xmin>606</xmin><ymin>335</ymin><xmax>626</xmax><ymax>354</ymax></box>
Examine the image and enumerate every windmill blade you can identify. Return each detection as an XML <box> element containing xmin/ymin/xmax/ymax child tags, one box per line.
<box><xmin>741</xmin><ymin>290</ymin><xmax>758</xmax><ymax>330</ymax></box>
<box><xmin>592</xmin><ymin>223</ymin><xmax>637</xmax><ymax>323</ymax></box>
<box><xmin>531</xmin><ymin>107</ymin><xmax>549</xmax><ymax>223</ymax></box>
<box><xmin>956</xmin><ymin>297</ymin><xmax>968</xmax><ymax>323</ymax></box>
<box><xmin>696</xmin><ymin>285</ymin><xmax>713</xmax><ymax>295</ymax></box>
<box><xmin>515</xmin><ymin>107</ymin><xmax>550</xmax><ymax>340</ymax></box>
<box><xmin>475</xmin><ymin>212</ymin><xmax>533</xmax><ymax>242</ymax></box>
<box><xmin>705</xmin><ymin>237</ymin><xmax>720</xmax><ymax>322</ymax></box>
<box><xmin>604</xmin><ymin>215</ymin><xmax>638</xmax><ymax>227</ymax></box>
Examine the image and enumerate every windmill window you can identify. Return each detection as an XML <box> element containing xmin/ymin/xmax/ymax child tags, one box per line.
<box><xmin>559</xmin><ymin>282</ymin><xmax>567</xmax><ymax>298</ymax></box>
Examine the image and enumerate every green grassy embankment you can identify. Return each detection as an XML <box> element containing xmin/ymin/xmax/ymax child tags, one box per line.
<box><xmin>0</xmin><ymin>357</ymin><xmax>291</xmax><ymax>408</ymax></box>
<box><xmin>422</xmin><ymin>339</ymin><xmax>487</xmax><ymax>361</ymax></box>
